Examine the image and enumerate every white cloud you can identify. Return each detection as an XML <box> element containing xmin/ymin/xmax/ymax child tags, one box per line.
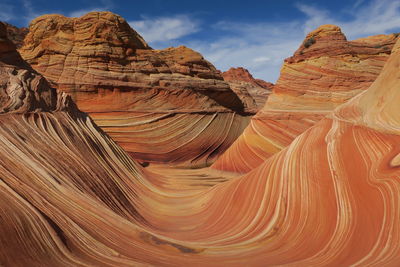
<box><xmin>186</xmin><ymin>19</ymin><xmax>303</xmax><ymax>82</ymax></box>
<box><xmin>253</xmin><ymin>57</ymin><xmax>271</xmax><ymax>63</ymax></box>
<box><xmin>297</xmin><ymin>0</ymin><xmax>400</xmax><ymax>38</ymax></box>
<box><xmin>129</xmin><ymin>15</ymin><xmax>199</xmax><ymax>44</ymax></box>
<box><xmin>353</xmin><ymin>0</ymin><xmax>365</xmax><ymax>9</ymax></box>
<box><xmin>296</xmin><ymin>3</ymin><xmax>335</xmax><ymax>34</ymax></box>
<box><xmin>188</xmin><ymin>32</ymin><xmax>300</xmax><ymax>83</ymax></box>
<box><xmin>340</xmin><ymin>0</ymin><xmax>400</xmax><ymax>38</ymax></box>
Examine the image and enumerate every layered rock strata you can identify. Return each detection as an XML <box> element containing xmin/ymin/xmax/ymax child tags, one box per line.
<box><xmin>4</xmin><ymin>19</ymin><xmax>400</xmax><ymax>265</ymax></box>
<box><xmin>19</xmin><ymin>12</ymin><xmax>253</xmax><ymax>167</ymax></box>
<box><xmin>0</xmin><ymin>21</ymin><xmax>149</xmax><ymax>265</ymax></box>
<box><xmin>213</xmin><ymin>25</ymin><xmax>399</xmax><ymax>173</ymax></box>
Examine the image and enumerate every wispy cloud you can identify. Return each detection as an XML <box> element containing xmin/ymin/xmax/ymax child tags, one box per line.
<box><xmin>68</xmin><ymin>0</ymin><xmax>113</xmax><ymax>18</ymax></box>
<box><xmin>0</xmin><ymin>3</ymin><xmax>14</xmax><ymax>21</ymax></box>
<box><xmin>340</xmin><ymin>0</ymin><xmax>400</xmax><ymax>37</ymax></box>
<box><xmin>0</xmin><ymin>0</ymin><xmax>53</xmax><ymax>25</ymax></box>
<box><xmin>353</xmin><ymin>0</ymin><xmax>365</xmax><ymax>9</ymax></box>
<box><xmin>296</xmin><ymin>3</ymin><xmax>335</xmax><ymax>34</ymax></box>
<box><xmin>129</xmin><ymin>15</ymin><xmax>200</xmax><ymax>44</ymax></box>
<box><xmin>297</xmin><ymin>0</ymin><xmax>400</xmax><ymax>38</ymax></box>
<box><xmin>187</xmin><ymin>20</ymin><xmax>301</xmax><ymax>83</ymax></box>
<box><xmin>21</xmin><ymin>0</ymin><xmax>45</xmax><ymax>24</ymax></box>
<box><xmin>253</xmin><ymin>57</ymin><xmax>271</xmax><ymax>63</ymax></box>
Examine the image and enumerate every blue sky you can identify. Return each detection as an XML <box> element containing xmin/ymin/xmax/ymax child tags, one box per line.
<box><xmin>1</xmin><ymin>0</ymin><xmax>400</xmax><ymax>82</ymax></box>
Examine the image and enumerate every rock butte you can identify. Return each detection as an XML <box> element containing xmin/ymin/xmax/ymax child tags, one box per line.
<box><xmin>222</xmin><ymin>67</ymin><xmax>273</xmax><ymax>110</ymax></box>
<box><xmin>19</xmin><ymin>12</ymin><xmax>254</xmax><ymax>167</ymax></box>
<box><xmin>3</xmin><ymin>17</ymin><xmax>400</xmax><ymax>265</ymax></box>
<box><xmin>213</xmin><ymin>24</ymin><xmax>399</xmax><ymax>173</ymax></box>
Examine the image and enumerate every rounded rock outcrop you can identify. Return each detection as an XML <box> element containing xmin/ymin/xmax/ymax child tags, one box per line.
<box><xmin>19</xmin><ymin>12</ymin><xmax>253</xmax><ymax>166</ymax></box>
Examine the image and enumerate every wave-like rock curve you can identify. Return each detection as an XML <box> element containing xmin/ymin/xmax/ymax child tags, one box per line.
<box><xmin>3</xmin><ymin>17</ymin><xmax>400</xmax><ymax>265</ymax></box>
<box><xmin>212</xmin><ymin>24</ymin><xmax>399</xmax><ymax>173</ymax></box>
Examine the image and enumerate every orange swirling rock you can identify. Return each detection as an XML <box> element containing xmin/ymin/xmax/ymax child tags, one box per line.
<box><xmin>0</xmin><ymin>22</ymin><xmax>146</xmax><ymax>265</ymax></box>
<box><xmin>19</xmin><ymin>12</ymin><xmax>253</xmax><ymax>167</ymax></box>
<box><xmin>136</xmin><ymin>36</ymin><xmax>400</xmax><ymax>265</ymax></box>
<box><xmin>3</xmin><ymin>19</ymin><xmax>400</xmax><ymax>265</ymax></box>
<box><xmin>222</xmin><ymin>67</ymin><xmax>273</xmax><ymax>109</ymax></box>
<box><xmin>213</xmin><ymin>24</ymin><xmax>399</xmax><ymax>173</ymax></box>
<box><xmin>0</xmin><ymin>21</ymin><xmax>205</xmax><ymax>266</ymax></box>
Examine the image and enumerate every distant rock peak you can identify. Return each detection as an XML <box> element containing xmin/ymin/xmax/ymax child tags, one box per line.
<box><xmin>222</xmin><ymin>67</ymin><xmax>273</xmax><ymax>110</ymax></box>
<box><xmin>287</xmin><ymin>24</ymin><xmax>398</xmax><ymax>64</ymax></box>
<box><xmin>306</xmin><ymin>24</ymin><xmax>347</xmax><ymax>41</ymax></box>
<box><xmin>222</xmin><ymin>67</ymin><xmax>273</xmax><ymax>89</ymax></box>
<box><xmin>223</xmin><ymin>67</ymin><xmax>255</xmax><ymax>82</ymax></box>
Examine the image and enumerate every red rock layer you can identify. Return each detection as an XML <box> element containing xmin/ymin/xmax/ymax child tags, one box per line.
<box><xmin>213</xmin><ymin>24</ymin><xmax>399</xmax><ymax>173</ymax></box>
<box><xmin>19</xmin><ymin>12</ymin><xmax>253</xmax><ymax>167</ymax></box>
<box><xmin>222</xmin><ymin>67</ymin><xmax>273</xmax><ymax>109</ymax></box>
<box><xmin>3</xmin><ymin>20</ymin><xmax>400</xmax><ymax>265</ymax></box>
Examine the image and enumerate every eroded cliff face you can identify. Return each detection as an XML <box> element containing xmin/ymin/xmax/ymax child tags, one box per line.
<box><xmin>222</xmin><ymin>67</ymin><xmax>273</xmax><ymax>110</ymax></box>
<box><xmin>213</xmin><ymin>24</ymin><xmax>399</xmax><ymax>173</ymax></box>
<box><xmin>19</xmin><ymin>12</ymin><xmax>252</xmax><ymax>167</ymax></box>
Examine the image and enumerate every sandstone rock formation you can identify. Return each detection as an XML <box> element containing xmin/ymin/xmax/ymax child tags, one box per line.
<box><xmin>0</xmin><ymin>22</ymin><xmax>71</xmax><ymax>113</ymax></box>
<box><xmin>222</xmin><ymin>67</ymin><xmax>273</xmax><ymax>110</ymax></box>
<box><xmin>19</xmin><ymin>12</ymin><xmax>253</xmax><ymax>167</ymax></box>
<box><xmin>4</xmin><ymin>17</ymin><xmax>400</xmax><ymax>265</ymax></box>
<box><xmin>0</xmin><ymin>21</ymin><xmax>147</xmax><ymax>265</ymax></box>
<box><xmin>213</xmin><ymin>24</ymin><xmax>399</xmax><ymax>173</ymax></box>
<box><xmin>3</xmin><ymin>22</ymin><xmax>28</xmax><ymax>48</ymax></box>
<box><xmin>0</xmin><ymin>22</ymin><xmax>231</xmax><ymax>265</ymax></box>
